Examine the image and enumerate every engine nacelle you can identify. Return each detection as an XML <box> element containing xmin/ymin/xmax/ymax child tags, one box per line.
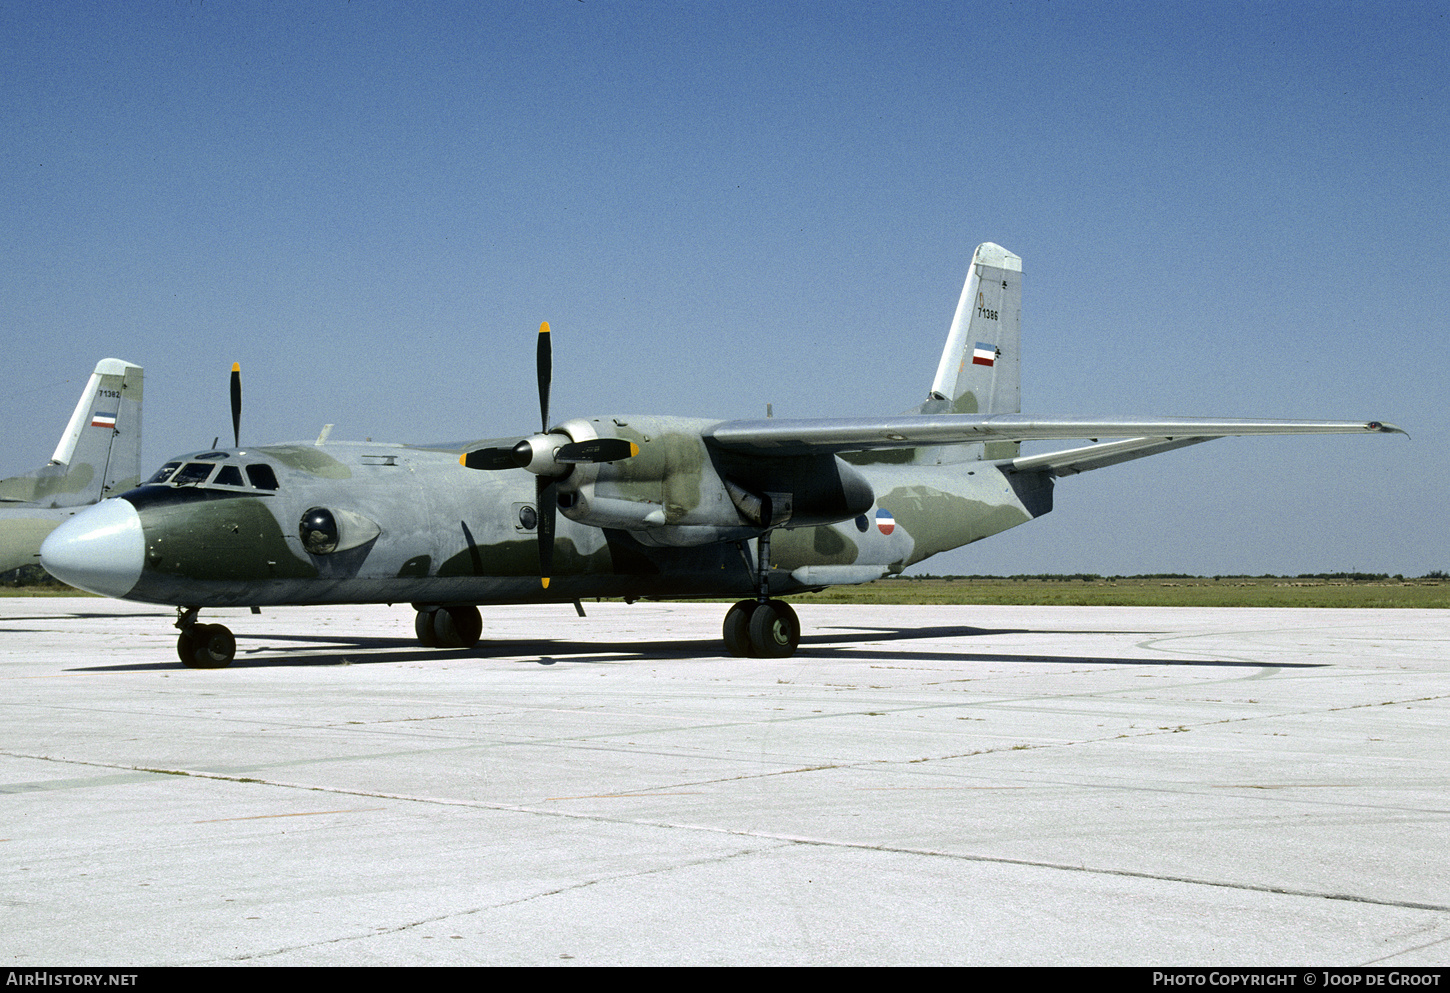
<box><xmin>550</xmin><ymin>415</ymin><xmax>875</xmax><ymax>547</ymax></box>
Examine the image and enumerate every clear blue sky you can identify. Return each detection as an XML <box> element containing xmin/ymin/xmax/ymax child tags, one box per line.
<box><xmin>3</xmin><ymin>1</ymin><xmax>1445</xmax><ymax>576</ymax></box>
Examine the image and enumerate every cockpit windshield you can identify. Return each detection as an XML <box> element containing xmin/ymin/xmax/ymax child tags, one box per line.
<box><xmin>214</xmin><ymin>465</ymin><xmax>245</xmax><ymax>487</ymax></box>
<box><xmin>145</xmin><ymin>462</ymin><xmax>181</xmax><ymax>484</ymax></box>
<box><xmin>171</xmin><ymin>462</ymin><xmax>215</xmax><ymax>486</ymax></box>
<box><xmin>142</xmin><ymin>459</ymin><xmax>280</xmax><ymax>492</ymax></box>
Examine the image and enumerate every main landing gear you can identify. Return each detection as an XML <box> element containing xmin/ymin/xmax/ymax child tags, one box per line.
<box><xmin>413</xmin><ymin>605</ymin><xmax>483</xmax><ymax>649</ymax></box>
<box><xmin>723</xmin><ymin>597</ymin><xmax>800</xmax><ymax>658</ymax></box>
<box><xmin>723</xmin><ymin>530</ymin><xmax>802</xmax><ymax>658</ymax></box>
<box><xmin>176</xmin><ymin>607</ymin><xmax>236</xmax><ymax>668</ymax></box>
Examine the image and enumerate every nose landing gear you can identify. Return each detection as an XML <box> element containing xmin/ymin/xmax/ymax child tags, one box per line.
<box><xmin>175</xmin><ymin>607</ymin><xmax>236</xmax><ymax>668</ymax></box>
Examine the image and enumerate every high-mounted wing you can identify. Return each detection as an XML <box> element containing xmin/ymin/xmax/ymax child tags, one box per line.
<box><xmin>703</xmin><ymin>414</ymin><xmax>1403</xmax><ymax>458</ymax></box>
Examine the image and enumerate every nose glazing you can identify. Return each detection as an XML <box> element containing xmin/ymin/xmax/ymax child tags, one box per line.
<box><xmin>39</xmin><ymin>498</ymin><xmax>145</xmax><ymax>598</ymax></box>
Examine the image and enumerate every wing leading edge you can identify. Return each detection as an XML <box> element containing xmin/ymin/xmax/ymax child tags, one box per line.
<box><xmin>703</xmin><ymin>414</ymin><xmax>1404</xmax><ymax>459</ymax></box>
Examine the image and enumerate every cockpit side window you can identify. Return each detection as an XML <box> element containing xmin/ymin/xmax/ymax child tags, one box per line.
<box><xmin>146</xmin><ymin>462</ymin><xmax>181</xmax><ymax>484</ymax></box>
<box><xmin>172</xmin><ymin>462</ymin><xmax>215</xmax><ymax>485</ymax></box>
<box><xmin>214</xmin><ymin>465</ymin><xmax>245</xmax><ymax>487</ymax></box>
<box><xmin>245</xmin><ymin>464</ymin><xmax>280</xmax><ymax>490</ymax></box>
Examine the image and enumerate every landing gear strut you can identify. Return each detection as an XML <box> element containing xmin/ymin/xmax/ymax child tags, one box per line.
<box><xmin>175</xmin><ymin>607</ymin><xmax>236</xmax><ymax>668</ymax></box>
<box><xmin>723</xmin><ymin>531</ymin><xmax>801</xmax><ymax>658</ymax></box>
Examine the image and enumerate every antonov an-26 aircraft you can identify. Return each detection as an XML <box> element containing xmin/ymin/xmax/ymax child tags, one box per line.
<box><xmin>41</xmin><ymin>245</ymin><xmax>1401</xmax><ymax>667</ymax></box>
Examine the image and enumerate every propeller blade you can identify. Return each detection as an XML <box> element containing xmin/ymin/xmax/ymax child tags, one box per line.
<box><xmin>459</xmin><ymin>321</ymin><xmax>629</xmax><ymax>588</ymax></box>
<box><xmin>536</xmin><ymin>473</ymin><xmax>555</xmax><ymax>589</ymax></box>
<box><xmin>230</xmin><ymin>363</ymin><xmax>242</xmax><ymax>448</ymax></box>
<box><xmin>536</xmin><ymin>321</ymin><xmax>551</xmax><ymax>434</ymax></box>
<box><xmin>460</xmin><ymin>441</ymin><xmax>532</xmax><ymax>471</ymax></box>
<box><xmin>462</xmin><ymin>436</ymin><xmax>640</xmax><ymax>472</ymax></box>
<box><xmin>555</xmin><ymin>438</ymin><xmax>639</xmax><ymax>464</ymax></box>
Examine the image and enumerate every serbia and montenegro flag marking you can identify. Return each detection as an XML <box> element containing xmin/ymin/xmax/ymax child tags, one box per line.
<box><xmin>972</xmin><ymin>342</ymin><xmax>996</xmax><ymax>367</ymax></box>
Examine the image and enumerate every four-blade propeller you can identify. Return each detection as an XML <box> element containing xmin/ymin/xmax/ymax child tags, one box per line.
<box><xmin>460</xmin><ymin>322</ymin><xmax>638</xmax><ymax>588</ymax></box>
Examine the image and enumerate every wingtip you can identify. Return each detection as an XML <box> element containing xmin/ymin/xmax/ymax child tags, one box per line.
<box><xmin>1369</xmin><ymin>421</ymin><xmax>1408</xmax><ymax>436</ymax></box>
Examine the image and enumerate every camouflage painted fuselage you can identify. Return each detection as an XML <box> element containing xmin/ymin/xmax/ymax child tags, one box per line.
<box><xmin>112</xmin><ymin>415</ymin><xmax>1051</xmax><ymax>609</ymax></box>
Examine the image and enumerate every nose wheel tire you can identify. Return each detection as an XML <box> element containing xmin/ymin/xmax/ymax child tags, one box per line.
<box><xmin>723</xmin><ymin>599</ymin><xmax>800</xmax><ymax>658</ymax></box>
<box><xmin>179</xmin><ymin>624</ymin><xmax>236</xmax><ymax>668</ymax></box>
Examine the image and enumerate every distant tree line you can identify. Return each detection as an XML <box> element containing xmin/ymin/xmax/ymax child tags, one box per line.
<box><xmin>3</xmin><ymin>565</ymin><xmax>64</xmax><ymax>587</ymax></box>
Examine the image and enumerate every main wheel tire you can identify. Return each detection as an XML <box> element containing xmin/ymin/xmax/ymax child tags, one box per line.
<box><xmin>748</xmin><ymin>600</ymin><xmax>800</xmax><ymax>658</ymax></box>
<box><xmin>176</xmin><ymin>631</ymin><xmax>195</xmax><ymax>666</ymax></box>
<box><xmin>414</xmin><ymin>609</ymin><xmax>439</xmax><ymax>647</ymax></box>
<box><xmin>433</xmin><ymin>605</ymin><xmax>482</xmax><ymax>649</ymax></box>
<box><xmin>722</xmin><ymin>599</ymin><xmax>756</xmax><ymax>658</ymax></box>
<box><xmin>187</xmin><ymin>624</ymin><xmax>236</xmax><ymax>668</ymax></box>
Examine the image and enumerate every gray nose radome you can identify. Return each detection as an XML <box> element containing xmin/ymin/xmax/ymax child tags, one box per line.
<box><xmin>40</xmin><ymin>498</ymin><xmax>144</xmax><ymax>598</ymax></box>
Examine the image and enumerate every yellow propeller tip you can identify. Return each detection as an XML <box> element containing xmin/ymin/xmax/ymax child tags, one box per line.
<box><xmin>541</xmin><ymin>577</ymin><xmax>550</xmax><ymax>589</ymax></box>
<box><xmin>629</xmin><ymin>442</ymin><xmax>640</xmax><ymax>457</ymax></box>
<box><xmin>231</xmin><ymin>362</ymin><xmax>240</xmax><ymax>372</ymax></box>
<box><xmin>539</xmin><ymin>321</ymin><xmax>550</xmax><ymax>335</ymax></box>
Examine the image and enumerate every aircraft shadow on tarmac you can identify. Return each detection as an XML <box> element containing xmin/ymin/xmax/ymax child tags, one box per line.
<box><xmin>65</xmin><ymin>622</ymin><xmax>1328</xmax><ymax>672</ymax></box>
<box><xmin>5</xmin><ymin>611</ymin><xmax>175</xmax><ymax>623</ymax></box>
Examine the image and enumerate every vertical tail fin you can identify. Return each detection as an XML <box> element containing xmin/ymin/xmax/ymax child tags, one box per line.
<box><xmin>912</xmin><ymin>243</ymin><xmax>1022</xmax><ymax>463</ymax></box>
<box><xmin>929</xmin><ymin>242</ymin><xmax>1022</xmax><ymax>415</ymax></box>
<box><xmin>0</xmin><ymin>359</ymin><xmax>144</xmax><ymax>507</ymax></box>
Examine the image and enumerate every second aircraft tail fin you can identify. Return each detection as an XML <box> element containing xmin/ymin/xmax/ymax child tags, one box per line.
<box><xmin>0</xmin><ymin>359</ymin><xmax>144</xmax><ymax>508</ymax></box>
